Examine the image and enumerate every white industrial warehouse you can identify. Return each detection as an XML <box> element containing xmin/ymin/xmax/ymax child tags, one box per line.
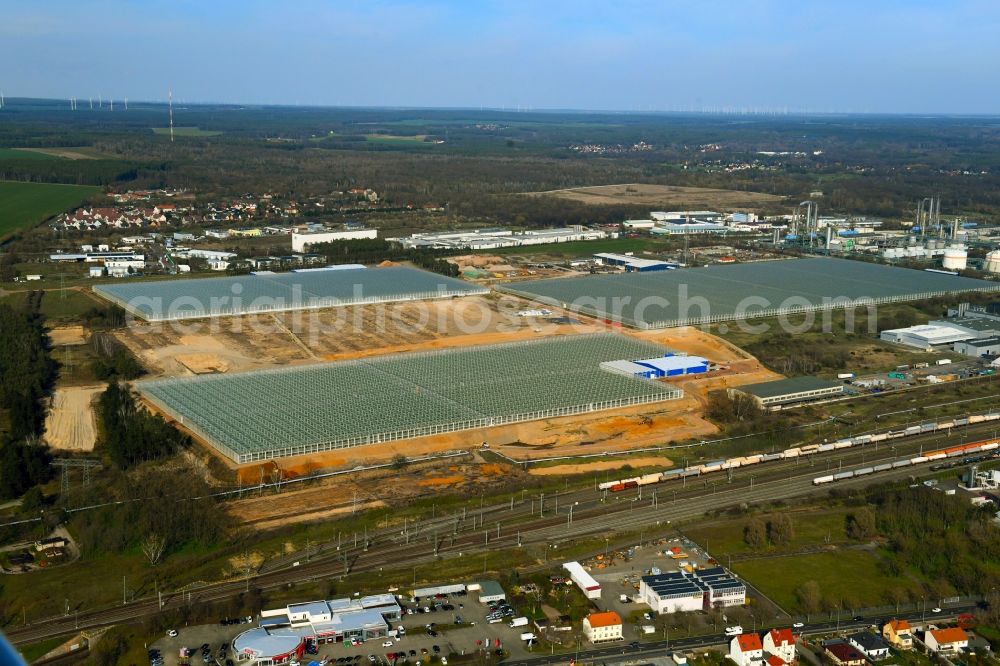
<box><xmin>291</xmin><ymin>227</ymin><xmax>378</xmax><ymax>252</ymax></box>
<box><xmin>639</xmin><ymin>567</ymin><xmax>746</xmax><ymax>613</ymax></box>
<box><xmin>390</xmin><ymin>226</ymin><xmax>607</xmax><ymax>250</ymax></box>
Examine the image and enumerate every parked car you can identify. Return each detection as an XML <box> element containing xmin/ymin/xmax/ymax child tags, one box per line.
<box><xmin>725</xmin><ymin>626</ymin><xmax>743</xmax><ymax>637</ymax></box>
<box><xmin>167</xmin><ymin>629</ymin><xmax>178</xmax><ymax>637</ymax></box>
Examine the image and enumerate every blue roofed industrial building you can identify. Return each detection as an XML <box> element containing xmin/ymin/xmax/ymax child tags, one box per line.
<box><xmin>601</xmin><ymin>355</ymin><xmax>711</xmax><ymax>379</ymax></box>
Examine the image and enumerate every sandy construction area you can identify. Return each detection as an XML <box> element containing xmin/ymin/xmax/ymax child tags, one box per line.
<box><xmin>145</xmin><ymin>324</ymin><xmax>772</xmax><ymax>476</ymax></box>
<box><xmin>117</xmin><ymin>295</ymin><xmax>605</xmax><ymax>376</ymax></box>
<box><xmin>529</xmin><ymin>456</ymin><xmax>672</xmax><ymax>476</ymax></box>
<box><xmin>630</xmin><ymin>326</ymin><xmax>752</xmax><ymax>364</ymax></box>
<box><xmin>44</xmin><ymin>386</ymin><xmax>102</xmax><ymax>451</ymax></box>
<box><xmin>114</xmin><ymin>328</ymin><xmax>298</xmax><ymax>377</ymax></box>
<box><xmin>525</xmin><ymin>183</ymin><xmax>783</xmax><ymax>209</ymax></box>
<box><xmin>49</xmin><ymin>326</ymin><xmax>87</xmax><ymax>346</ymax></box>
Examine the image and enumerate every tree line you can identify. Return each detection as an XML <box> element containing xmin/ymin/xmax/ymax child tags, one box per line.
<box><xmin>790</xmin><ymin>484</ymin><xmax>1000</xmax><ymax>615</ymax></box>
<box><xmin>0</xmin><ymin>293</ymin><xmax>56</xmax><ymax>498</ymax></box>
<box><xmin>311</xmin><ymin>238</ymin><xmax>460</xmax><ymax>277</ymax></box>
<box><xmin>96</xmin><ymin>382</ymin><xmax>188</xmax><ymax>469</ymax></box>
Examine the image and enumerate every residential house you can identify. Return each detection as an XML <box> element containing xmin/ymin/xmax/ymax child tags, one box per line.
<box><xmin>822</xmin><ymin>641</ymin><xmax>866</xmax><ymax>666</ymax></box>
<box><xmin>882</xmin><ymin>619</ymin><xmax>913</xmax><ymax>650</ymax></box>
<box><xmin>925</xmin><ymin>627</ymin><xmax>968</xmax><ymax>654</ymax></box>
<box><xmin>582</xmin><ymin>612</ymin><xmax>623</xmax><ymax>644</ymax></box>
<box><xmin>730</xmin><ymin>634</ymin><xmax>764</xmax><ymax>666</ymax></box>
<box><xmin>763</xmin><ymin>628</ymin><xmax>796</xmax><ymax>664</ymax></box>
<box><xmin>848</xmin><ymin>631</ymin><xmax>890</xmax><ymax>660</ymax></box>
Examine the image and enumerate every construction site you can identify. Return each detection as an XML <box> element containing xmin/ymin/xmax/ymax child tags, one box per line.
<box><xmin>42</xmin><ymin>263</ymin><xmax>784</xmax><ymax>528</ymax></box>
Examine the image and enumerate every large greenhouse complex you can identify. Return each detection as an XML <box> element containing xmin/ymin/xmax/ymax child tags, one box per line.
<box><xmin>93</xmin><ymin>266</ymin><xmax>488</xmax><ymax>321</ymax></box>
<box><xmin>500</xmin><ymin>257</ymin><xmax>1000</xmax><ymax>329</ymax></box>
<box><xmin>137</xmin><ymin>334</ymin><xmax>684</xmax><ymax>463</ymax></box>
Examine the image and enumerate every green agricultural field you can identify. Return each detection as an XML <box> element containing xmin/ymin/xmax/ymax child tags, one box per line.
<box><xmin>733</xmin><ymin>549</ymin><xmax>922</xmax><ymax>612</ymax></box>
<box><xmin>151</xmin><ymin>126</ymin><xmax>222</xmax><ymax>137</ymax></box>
<box><xmin>364</xmin><ymin>133</ymin><xmax>435</xmax><ymax>145</ymax></box>
<box><xmin>0</xmin><ymin>148</ymin><xmax>59</xmax><ymax>160</ymax></box>
<box><xmin>0</xmin><ymin>181</ymin><xmax>102</xmax><ymax>240</ymax></box>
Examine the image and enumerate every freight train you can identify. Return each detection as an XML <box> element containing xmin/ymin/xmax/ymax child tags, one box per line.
<box><xmin>597</xmin><ymin>410</ymin><xmax>1000</xmax><ymax>493</ymax></box>
<box><xmin>812</xmin><ymin>438</ymin><xmax>1000</xmax><ymax>485</ymax></box>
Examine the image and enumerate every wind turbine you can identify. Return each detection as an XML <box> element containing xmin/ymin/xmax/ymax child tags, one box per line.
<box><xmin>168</xmin><ymin>88</ymin><xmax>174</xmax><ymax>142</ymax></box>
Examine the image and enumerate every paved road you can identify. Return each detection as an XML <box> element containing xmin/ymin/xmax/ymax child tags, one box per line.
<box><xmin>503</xmin><ymin>605</ymin><xmax>980</xmax><ymax>666</ymax></box>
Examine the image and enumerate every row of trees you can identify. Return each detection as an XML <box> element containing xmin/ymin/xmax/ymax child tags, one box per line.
<box><xmin>743</xmin><ymin>513</ymin><xmax>795</xmax><ymax>549</ymax></box>
<box><xmin>0</xmin><ymin>293</ymin><xmax>56</xmax><ymax>498</ymax></box>
<box><xmin>311</xmin><ymin>238</ymin><xmax>460</xmax><ymax>277</ymax></box>
<box><xmin>96</xmin><ymin>382</ymin><xmax>188</xmax><ymax>469</ymax></box>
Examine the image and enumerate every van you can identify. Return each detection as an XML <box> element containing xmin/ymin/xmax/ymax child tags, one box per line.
<box><xmin>725</xmin><ymin>626</ymin><xmax>743</xmax><ymax>637</ymax></box>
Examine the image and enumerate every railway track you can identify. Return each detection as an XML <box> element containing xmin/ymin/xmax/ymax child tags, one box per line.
<box><xmin>7</xmin><ymin>421</ymin><xmax>998</xmax><ymax>646</ymax></box>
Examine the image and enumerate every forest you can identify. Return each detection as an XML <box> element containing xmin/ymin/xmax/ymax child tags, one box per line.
<box><xmin>96</xmin><ymin>382</ymin><xmax>189</xmax><ymax>470</ymax></box>
<box><xmin>2</xmin><ymin>100</ymin><xmax>1000</xmax><ymax>229</ymax></box>
<box><xmin>311</xmin><ymin>238</ymin><xmax>461</xmax><ymax>276</ymax></box>
<box><xmin>0</xmin><ymin>292</ymin><xmax>56</xmax><ymax>499</ymax></box>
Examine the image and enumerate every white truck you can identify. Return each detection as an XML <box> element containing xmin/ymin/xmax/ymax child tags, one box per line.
<box><xmin>520</xmin><ymin>633</ymin><xmax>537</xmax><ymax>642</ymax></box>
<box><xmin>509</xmin><ymin>617</ymin><xmax>529</xmax><ymax>628</ymax></box>
<box><xmin>936</xmin><ymin>358</ymin><xmax>953</xmax><ymax>366</ymax></box>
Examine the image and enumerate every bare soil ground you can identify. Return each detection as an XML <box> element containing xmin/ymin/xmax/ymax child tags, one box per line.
<box><xmin>43</xmin><ymin>386</ymin><xmax>102</xmax><ymax>451</ymax></box>
<box><xmin>175</xmin><ymin>353</ymin><xmax>231</xmax><ymax>374</ymax></box>
<box><xmin>116</xmin><ymin>296</ymin><xmax>604</xmax><ymax>376</ymax></box>
<box><xmin>48</xmin><ymin>325</ymin><xmax>87</xmax><ymax>346</ymax></box>
<box><xmin>227</xmin><ymin>461</ymin><xmax>527</xmax><ymax>527</ymax></box>
<box><xmin>524</xmin><ymin>183</ymin><xmax>783</xmax><ymax>209</ymax></box>
<box><xmin>113</xmin><ymin>327</ymin><xmax>307</xmax><ymax>377</ymax></box>
<box><xmin>529</xmin><ymin>456</ymin><xmax>672</xmax><ymax>476</ymax></box>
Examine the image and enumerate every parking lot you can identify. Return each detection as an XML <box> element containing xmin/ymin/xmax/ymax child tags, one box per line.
<box><xmin>150</xmin><ymin>591</ymin><xmax>541</xmax><ymax>666</ymax></box>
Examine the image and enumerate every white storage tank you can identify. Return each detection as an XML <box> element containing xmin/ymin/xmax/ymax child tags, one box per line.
<box><xmin>985</xmin><ymin>250</ymin><xmax>1000</xmax><ymax>274</ymax></box>
<box><xmin>942</xmin><ymin>248</ymin><xmax>968</xmax><ymax>270</ymax></box>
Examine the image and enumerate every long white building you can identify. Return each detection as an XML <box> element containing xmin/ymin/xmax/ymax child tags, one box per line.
<box><xmin>292</xmin><ymin>228</ymin><xmax>378</xmax><ymax>252</ymax></box>
<box><xmin>563</xmin><ymin>561</ymin><xmax>602</xmax><ymax>600</ymax></box>
<box><xmin>879</xmin><ymin>324</ymin><xmax>975</xmax><ymax>349</ymax></box>
<box><xmin>391</xmin><ymin>226</ymin><xmax>606</xmax><ymax>250</ymax></box>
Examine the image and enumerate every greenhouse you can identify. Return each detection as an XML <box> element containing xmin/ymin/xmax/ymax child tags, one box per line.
<box><xmin>137</xmin><ymin>334</ymin><xmax>683</xmax><ymax>463</ymax></box>
<box><xmin>500</xmin><ymin>257</ymin><xmax>1000</xmax><ymax>328</ymax></box>
<box><xmin>93</xmin><ymin>266</ymin><xmax>488</xmax><ymax>321</ymax></box>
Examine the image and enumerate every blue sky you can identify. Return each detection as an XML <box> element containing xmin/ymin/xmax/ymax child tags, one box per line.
<box><xmin>2</xmin><ymin>0</ymin><xmax>998</xmax><ymax>113</ymax></box>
